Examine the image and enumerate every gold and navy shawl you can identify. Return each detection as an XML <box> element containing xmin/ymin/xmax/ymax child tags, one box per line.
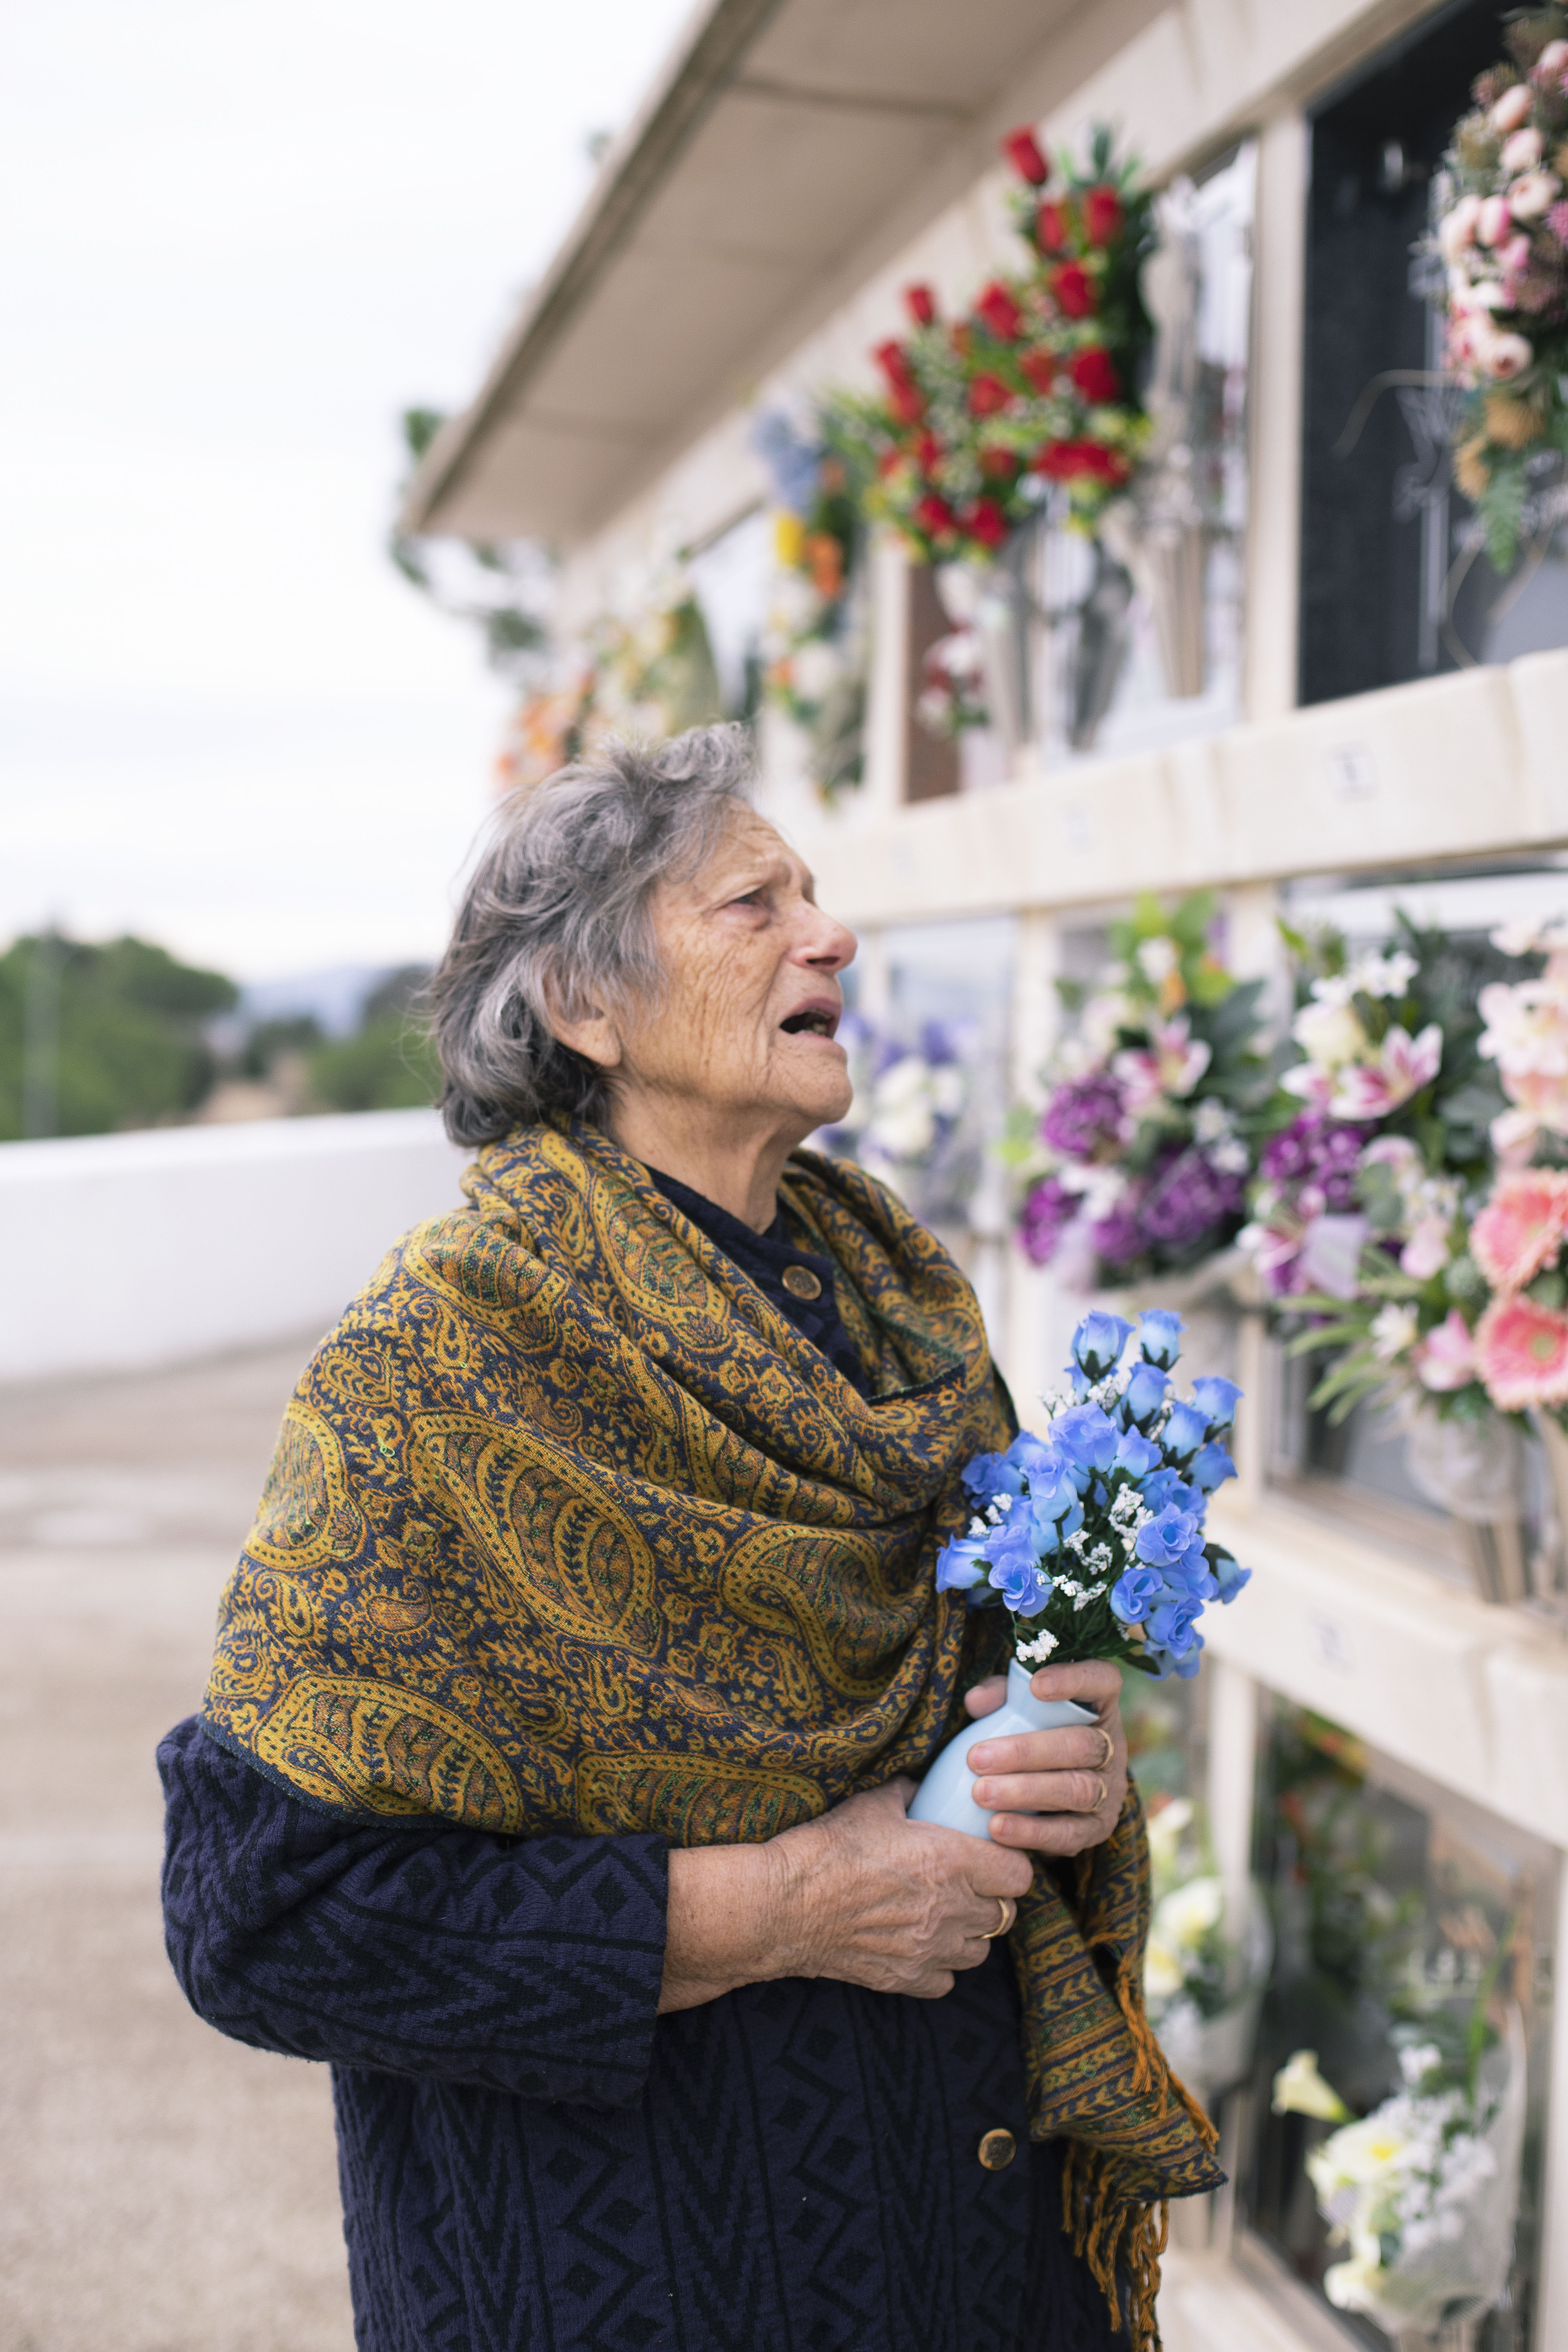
<box><xmin>204</xmin><ymin>1119</ymin><xmax>1218</xmax><ymax>2342</ymax></box>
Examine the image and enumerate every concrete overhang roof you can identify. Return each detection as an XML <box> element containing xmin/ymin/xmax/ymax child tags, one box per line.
<box><xmin>402</xmin><ymin>0</ymin><xmax>1077</xmax><ymax>546</ymax></box>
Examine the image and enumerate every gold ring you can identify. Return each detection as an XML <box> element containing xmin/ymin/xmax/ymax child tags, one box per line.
<box><xmin>1088</xmin><ymin>1776</ymin><xmax>1108</xmax><ymax>1813</ymax></box>
<box><xmin>1093</xmin><ymin>1727</ymin><xmax>1114</xmax><ymax>1771</ymax></box>
<box><xmin>984</xmin><ymin>1896</ymin><xmax>1016</xmax><ymax>1940</ymax></box>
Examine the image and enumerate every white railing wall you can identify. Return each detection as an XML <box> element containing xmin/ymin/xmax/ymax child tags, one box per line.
<box><xmin>0</xmin><ymin>1110</ymin><xmax>471</xmax><ymax>1383</ymax></box>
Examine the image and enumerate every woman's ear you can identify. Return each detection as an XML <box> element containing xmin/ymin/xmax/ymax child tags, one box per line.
<box><xmin>539</xmin><ymin>969</ymin><xmax>623</xmax><ymax>1071</ymax></box>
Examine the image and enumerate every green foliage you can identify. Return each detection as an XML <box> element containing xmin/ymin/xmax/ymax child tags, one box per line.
<box><xmin>389</xmin><ymin>408</ymin><xmax>551</xmax><ymax>683</ymax></box>
<box><xmin>240</xmin><ymin>1014</ymin><xmax>322</xmax><ymax>1078</ymax></box>
<box><xmin>304</xmin><ymin>967</ymin><xmax>437</xmax><ymax>1113</ymax></box>
<box><xmin>0</xmin><ymin>933</ymin><xmax>238</xmax><ymax>1141</ymax></box>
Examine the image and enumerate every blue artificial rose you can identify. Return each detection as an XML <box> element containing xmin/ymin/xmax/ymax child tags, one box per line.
<box><xmin>1134</xmin><ymin>1505</ymin><xmax>1200</xmax><ymax>1568</ymax></box>
<box><xmin>962</xmin><ymin>1450</ymin><xmax>1024</xmax><ymax>1505</ymax></box>
<box><xmin>1114</xmin><ymin>1427</ymin><xmax>1161</xmax><ymax>1479</ymax></box>
<box><xmin>1165</xmin><ymin>1540</ymin><xmax>1218</xmax><ymax>1600</ymax></box>
<box><xmin>1148</xmin><ymin>1592</ymin><xmax>1202</xmax><ymax>1655</ymax></box>
<box><xmin>983</xmin><ymin>1511</ymin><xmax>1040</xmax><ymax>1578</ymax></box>
<box><xmin>935</xmin><ymin>1533</ymin><xmax>992</xmax><ymax>1591</ymax></box>
<box><xmin>1110</xmin><ymin>1564</ymin><xmax>1162</xmax><ymax>1623</ymax></box>
<box><xmin>1119</xmin><ymin>1362</ymin><xmax>1170</xmax><ymax>1430</ymax></box>
<box><xmin>1191</xmin><ymin>1441</ymin><xmax>1237</xmax><ymax>1494</ymax></box>
<box><xmin>1138</xmin><ymin>1467</ymin><xmax>1200</xmax><ymax>1516</ymax></box>
<box><xmin>1026</xmin><ymin>1475</ymin><xmax>1081</xmax><ymax>1539</ymax></box>
<box><xmin>1153</xmin><ymin>1636</ymin><xmax>1203</xmax><ymax>1680</ymax></box>
<box><xmin>1138</xmin><ymin>1310</ymin><xmax>1185</xmax><ymax>1369</ymax></box>
<box><xmin>1011</xmin><ymin>1435</ymin><xmax>1079</xmax><ymax>1522</ymax></box>
<box><xmin>1041</xmin><ymin>1495</ymin><xmax>1085</xmax><ymax>1548</ymax></box>
<box><xmin>1072</xmin><ymin>1311</ymin><xmax>1134</xmax><ymax>1378</ymax></box>
<box><xmin>1210</xmin><ymin>1548</ymin><xmax>1252</xmax><ymax>1604</ymax></box>
<box><xmin>1191</xmin><ymin>1375</ymin><xmax>1242</xmax><ymax>1431</ymax></box>
<box><xmin>988</xmin><ymin>1550</ymin><xmax>1054</xmax><ymax>1617</ymax></box>
<box><xmin>1050</xmin><ymin>1402</ymin><xmax>1120</xmax><ymax>1479</ymax></box>
<box><xmin>1161</xmin><ymin>1400</ymin><xmax>1210</xmax><ymax>1463</ymax></box>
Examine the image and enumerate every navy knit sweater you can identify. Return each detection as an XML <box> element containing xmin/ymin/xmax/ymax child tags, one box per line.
<box><xmin>159</xmin><ymin>1176</ymin><xmax>1126</xmax><ymax>2351</ymax></box>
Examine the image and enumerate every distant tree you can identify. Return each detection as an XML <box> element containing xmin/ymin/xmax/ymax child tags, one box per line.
<box><xmin>305</xmin><ymin>965</ymin><xmax>438</xmax><ymax>1113</ymax></box>
<box><xmin>0</xmin><ymin>934</ymin><xmax>238</xmax><ymax>1140</ymax></box>
<box><xmin>240</xmin><ymin>1014</ymin><xmax>322</xmax><ymax>1079</ymax></box>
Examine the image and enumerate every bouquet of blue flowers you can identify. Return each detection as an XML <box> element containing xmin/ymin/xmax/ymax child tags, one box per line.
<box><xmin>935</xmin><ymin>1310</ymin><xmax>1252</xmax><ymax>1679</ymax></box>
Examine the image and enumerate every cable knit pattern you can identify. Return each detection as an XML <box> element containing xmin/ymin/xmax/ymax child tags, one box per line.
<box><xmin>160</xmin><ymin>1720</ymin><xmax>1124</xmax><ymax>2351</ymax></box>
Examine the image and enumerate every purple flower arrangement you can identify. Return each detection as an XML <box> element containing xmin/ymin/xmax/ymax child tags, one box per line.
<box><xmin>1011</xmin><ymin>895</ymin><xmax>1269</xmax><ymax>1287</ymax></box>
<box><xmin>1039</xmin><ymin>1071</ymin><xmax>1128</xmax><ymax>1160</ymax></box>
<box><xmin>935</xmin><ymin>1310</ymin><xmax>1251</xmax><ymax>1679</ymax></box>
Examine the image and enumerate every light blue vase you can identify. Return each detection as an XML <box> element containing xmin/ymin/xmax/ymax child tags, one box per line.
<box><xmin>906</xmin><ymin>1658</ymin><xmax>1098</xmax><ymax>1841</ymax></box>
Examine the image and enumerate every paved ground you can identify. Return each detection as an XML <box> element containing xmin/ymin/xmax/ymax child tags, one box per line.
<box><xmin>0</xmin><ymin>1333</ymin><xmax>1233</xmax><ymax>2352</ymax></box>
<box><xmin>0</xmin><ymin>1338</ymin><xmax>354</xmax><ymax>2352</ymax></box>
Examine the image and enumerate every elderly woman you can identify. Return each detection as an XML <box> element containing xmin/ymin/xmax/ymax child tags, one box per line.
<box><xmin>160</xmin><ymin>726</ymin><xmax>1216</xmax><ymax>2352</ymax></box>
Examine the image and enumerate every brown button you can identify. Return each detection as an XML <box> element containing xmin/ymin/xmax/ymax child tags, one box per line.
<box><xmin>782</xmin><ymin>1265</ymin><xmax>822</xmax><ymax>1300</ymax></box>
<box><xmin>977</xmin><ymin>2129</ymin><xmax>1016</xmax><ymax>2171</ymax></box>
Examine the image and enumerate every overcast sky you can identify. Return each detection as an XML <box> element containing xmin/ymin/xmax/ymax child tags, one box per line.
<box><xmin>1</xmin><ymin>0</ymin><xmax>694</xmax><ymax>981</ymax></box>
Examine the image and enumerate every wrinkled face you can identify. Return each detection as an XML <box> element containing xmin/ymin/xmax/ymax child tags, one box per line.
<box><xmin>615</xmin><ymin>807</ymin><xmax>856</xmax><ymax>1138</ymax></box>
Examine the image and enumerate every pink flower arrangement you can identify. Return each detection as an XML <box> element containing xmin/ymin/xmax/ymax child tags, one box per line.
<box><xmin>1478</xmin><ymin>946</ymin><xmax>1568</xmax><ymax>1157</ymax></box>
<box><xmin>1012</xmin><ymin>895</ymin><xmax>1268</xmax><ymax>1286</ymax></box>
<box><xmin>1470</xmin><ymin>1168</ymin><xmax>1568</xmax><ymax>1291</ymax></box>
<box><xmin>1111</xmin><ymin>1013</ymin><xmax>1212</xmax><ymax>1118</ymax></box>
<box><xmin>1325</xmin><ymin>1022</ymin><xmax>1443</xmax><ymax>1120</ymax></box>
<box><xmin>1474</xmin><ymin>1293</ymin><xmax>1568</xmax><ymax>1409</ymax></box>
<box><xmin>1412</xmin><ymin>1308</ymin><xmax>1480</xmax><ymax>1393</ymax></box>
<box><xmin>1428</xmin><ymin>14</ymin><xmax>1568</xmax><ymax>567</ymax></box>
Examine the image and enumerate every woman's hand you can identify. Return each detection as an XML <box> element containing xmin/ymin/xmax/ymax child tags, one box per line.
<box><xmin>960</xmin><ymin>1660</ymin><xmax>1128</xmax><ymax>1857</ymax></box>
<box><xmin>658</xmin><ymin>1780</ymin><xmax>1032</xmax><ymax>2012</ymax></box>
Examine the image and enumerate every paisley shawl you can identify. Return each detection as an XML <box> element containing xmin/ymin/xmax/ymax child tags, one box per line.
<box><xmin>205</xmin><ymin>1119</ymin><xmax>1219</xmax><ymax>2344</ymax></box>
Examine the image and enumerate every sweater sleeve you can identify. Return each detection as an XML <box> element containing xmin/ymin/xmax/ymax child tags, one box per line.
<box><xmin>158</xmin><ymin>1716</ymin><xmax>670</xmax><ymax>2107</ymax></box>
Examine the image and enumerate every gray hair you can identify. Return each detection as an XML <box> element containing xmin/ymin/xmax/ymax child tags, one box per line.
<box><xmin>429</xmin><ymin>723</ymin><xmax>756</xmax><ymax>1144</ymax></box>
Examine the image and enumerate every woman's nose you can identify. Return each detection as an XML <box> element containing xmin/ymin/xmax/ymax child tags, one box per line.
<box><xmin>802</xmin><ymin>910</ymin><xmax>857</xmax><ymax>972</ymax></box>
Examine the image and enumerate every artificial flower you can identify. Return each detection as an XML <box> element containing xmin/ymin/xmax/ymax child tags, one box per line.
<box><xmin>1485</xmin><ymin>330</ymin><xmax>1535</xmax><ymax>377</ymax></box>
<box><xmin>1068</xmin><ymin>345</ymin><xmax>1121</xmax><ymax>402</ymax></box>
<box><xmin>1493</xmin><ymin>82</ymin><xmax>1534</xmax><ymax>132</ymax></box>
<box><xmin>1112</xmin><ymin>1012</ymin><xmax>1212</xmax><ymax>1112</ymax></box>
<box><xmin>1272</xmin><ymin>2049</ymin><xmax>1351</xmax><ymax>2123</ymax></box>
<box><xmin>1035</xmin><ymin>198</ymin><xmax>1069</xmax><ymax>251</ymax></box>
<box><xmin>1001</xmin><ymin>125</ymin><xmax>1049</xmax><ymax>185</ymax></box>
<box><xmin>974</xmin><ymin>281</ymin><xmax>1023</xmax><ymax>341</ymax></box>
<box><xmin>1470</xmin><ymin>1166</ymin><xmax>1568</xmax><ymax>1291</ymax></box>
<box><xmin>1052</xmin><ymin>261</ymin><xmax>1095</xmax><ymax>317</ymax></box>
<box><xmin>1371</xmin><ymin>1302</ymin><xmax>1419</xmax><ymax>1361</ymax></box>
<box><xmin>1289</xmin><ymin>990</ymin><xmax>1369</xmax><ymax>1075</ymax></box>
<box><xmin>1507</xmin><ymin>167</ymin><xmax>1560</xmax><ymax>217</ymax></box>
<box><xmin>1478</xmin><ymin>192</ymin><xmax>1515</xmax><ymax>245</ymax></box>
<box><xmin>1475</xmin><ymin>1291</ymin><xmax>1568</xmax><ymax>1409</ymax></box>
<box><xmin>1081</xmin><ymin>184</ymin><xmax>1124</xmax><ymax>243</ymax></box>
<box><xmin>1328</xmin><ymin>1022</ymin><xmax>1443</xmax><ymax>1119</ymax></box>
<box><xmin>1154</xmin><ymin>1875</ymin><xmax>1224</xmax><ymax>1948</ymax></box>
<box><xmin>1413</xmin><ymin>1309</ymin><xmax>1479</xmax><ymax>1393</ymax></box>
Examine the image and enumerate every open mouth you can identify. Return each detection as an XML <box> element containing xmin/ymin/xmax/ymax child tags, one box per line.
<box><xmin>779</xmin><ymin>1006</ymin><xmax>840</xmax><ymax>1039</ymax></box>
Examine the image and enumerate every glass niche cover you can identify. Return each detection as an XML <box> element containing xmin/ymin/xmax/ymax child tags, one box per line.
<box><xmin>938</xmin><ymin>140</ymin><xmax>1255</xmax><ymax>786</ymax></box>
<box><xmin>814</xmin><ymin>916</ymin><xmax>1015</xmax><ymax>1239</ymax></box>
<box><xmin>1241</xmin><ymin>1703</ymin><xmax>1554</xmax><ymax>2351</ymax></box>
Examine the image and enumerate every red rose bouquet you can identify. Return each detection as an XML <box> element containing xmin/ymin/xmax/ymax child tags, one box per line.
<box><xmin>828</xmin><ymin>124</ymin><xmax>1157</xmax><ymax>562</ymax></box>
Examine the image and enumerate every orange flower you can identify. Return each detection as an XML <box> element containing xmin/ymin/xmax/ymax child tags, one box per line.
<box><xmin>806</xmin><ymin>531</ymin><xmax>843</xmax><ymax>599</ymax></box>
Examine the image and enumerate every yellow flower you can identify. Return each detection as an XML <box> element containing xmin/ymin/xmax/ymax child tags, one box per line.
<box><xmin>774</xmin><ymin>512</ymin><xmax>806</xmax><ymax>569</ymax></box>
<box><xmin>1144</xmin><ymin>1933</ymin><xmax>1185</xmax><ymax>2001</ymax></box>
